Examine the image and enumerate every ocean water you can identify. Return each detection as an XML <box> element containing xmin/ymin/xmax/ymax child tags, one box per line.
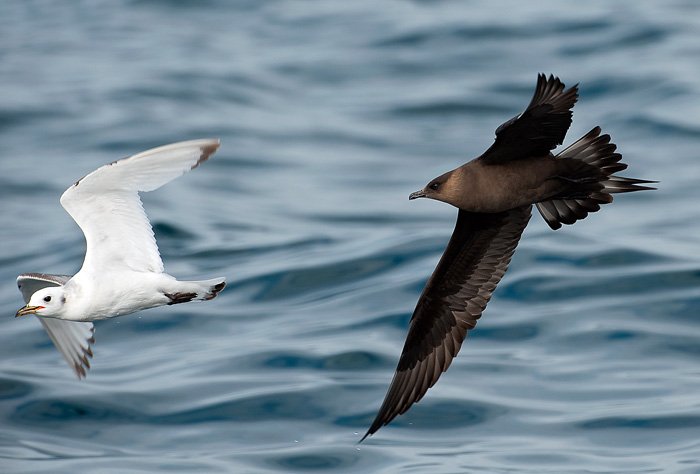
<box><xmin>1</xmin><ymin>1</ymin><xmax>699</xmax><ymax>472</ymax></box>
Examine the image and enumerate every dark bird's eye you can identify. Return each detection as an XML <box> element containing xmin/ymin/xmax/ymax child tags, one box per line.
<box><xmin>429</xmin><ymin>182</ymin><xmax>440</xmax><ymax>191</ymax></box>
<box><xmin>43</xmin><ymin>296</ymin><xmax>51</xmax><ymax>303</ymax></box>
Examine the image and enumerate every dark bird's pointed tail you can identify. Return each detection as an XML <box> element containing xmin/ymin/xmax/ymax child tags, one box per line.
<box><xmin>536</xmin><ymin>127</ymin><xmax>656</xmax><ymax>230</ymax></box>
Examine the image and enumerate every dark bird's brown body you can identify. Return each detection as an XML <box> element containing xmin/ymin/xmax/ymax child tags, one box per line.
<box><xmin>363</xmin><ymin>74</ymin><xmax>655</xmax><ymax>441</ymax></box>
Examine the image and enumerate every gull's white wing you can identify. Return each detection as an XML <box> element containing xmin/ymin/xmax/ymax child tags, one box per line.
<box><xmin>17</xmin><ymin>273</ymin><xmax>95</xmax><ymax>379</ymax></box>
<box><xmin>60</xmin><ymin>139</ymin><xmax>220</xmax><ymax>274</ymax></box>
<box><xmin>39</xmin><ymin>318</ymin><xmax>95</xmax><ymax>379</ymax></box>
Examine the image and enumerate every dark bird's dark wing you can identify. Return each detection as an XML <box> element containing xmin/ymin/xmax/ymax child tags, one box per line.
<box><xmin>362</xmin><ymin>206</ymin><xmax>532</xmax><ymax>440</ymax></box>
<box><xmin>17</xmin><ymin>273</ymin><xmax>95</xmax><ymax>379</ymax></box>
<box><xmin>479</xmin><ymin>74</ymin><xmax>578</xmax><ymax>164</ymax></box>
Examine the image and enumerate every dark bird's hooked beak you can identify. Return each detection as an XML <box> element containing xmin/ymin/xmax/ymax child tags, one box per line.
<box><xmin>15</xmin><ymin>305</ymin><xmax>43</xmax><ymax>318</ymax></box>
<box><xmin>409</xmin><ymin>190</ymin><xmax>427</xmax><ymax>200</ymax></box>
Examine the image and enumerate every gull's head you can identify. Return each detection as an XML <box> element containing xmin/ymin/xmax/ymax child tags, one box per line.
<box><xmin>409</xmin><ymin>169</ymin><xmax>461</xmax><ymax>206</ymax></box>
<box><xmin>16</xmin><ymin>287</ymin><xmax>66</xmax><ymax>318</ymax></box>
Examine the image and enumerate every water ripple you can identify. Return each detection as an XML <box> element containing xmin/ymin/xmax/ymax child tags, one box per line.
<box><xmin>0</xmin><ymin>1</ymin><xmax>697</xmax><ymax>473</ymax></box>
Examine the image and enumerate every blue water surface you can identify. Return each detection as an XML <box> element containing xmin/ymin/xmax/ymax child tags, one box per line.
<box><xmin>1</xmin><ymin>1</ymin><xmax>699</xmax><ymax>472</ymax></box>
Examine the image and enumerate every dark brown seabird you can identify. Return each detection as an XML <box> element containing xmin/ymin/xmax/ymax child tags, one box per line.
<box><xmin>362</xmin><ymin>74</ymin><xmax>656</xmax><ymax>441</ymax></box>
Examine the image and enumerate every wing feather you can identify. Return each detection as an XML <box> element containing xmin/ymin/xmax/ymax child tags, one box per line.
<box><xmin>363</xmin><ymin>206</ymin><xmax>532</xmax><ymax>440</ymax></box>
<box><xmin>39</xmin><ymin>318</ymin><xmax>95</xmax><ymax>379</ymax></box>
<box><xmin>59</xmin><ymin>139</ymin><xmax>220</xmax><ymax>274</ymax></box>
<box><xmin>479</xmin><ymin>74</ymin><xmax>578</xmax><ymax>164</ymax></box>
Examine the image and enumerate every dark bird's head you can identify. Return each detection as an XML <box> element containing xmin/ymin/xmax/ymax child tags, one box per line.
<box><xmin>409</xmin><ymin>169</ymin><xmax>463</xmax><ymax>206</ymax></box>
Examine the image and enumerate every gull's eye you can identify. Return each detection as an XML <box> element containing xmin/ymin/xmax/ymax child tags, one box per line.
<box><xmin>429</xmin><ymin>182</ymin><xmax>440</xmax><ymax>191</ymax></box>
<box><xmin>43</xmin><ymin>296</ymin><xmax>51</xmax><ymax>303</ymax></box>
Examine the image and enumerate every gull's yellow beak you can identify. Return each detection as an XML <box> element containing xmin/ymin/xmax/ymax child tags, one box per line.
<box><xmin>15</xmin><ymin>305</ymin><xmax>43</xmax><ymax>318</ymax></box>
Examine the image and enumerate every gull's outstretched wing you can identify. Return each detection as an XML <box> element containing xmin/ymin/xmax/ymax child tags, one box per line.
<box><xmin>39</xmin><ymin>318</ymin><xmax>95</xmax><ymax>379</ymax></box>
<box><xmin>479</xmin><ymin>74</ymin><xmax>578</xmax><ymax>164</ymax></box>
<box><xmin>17</xmin><ymin>273</ymin><xmax>95</xmax><ymax>379</ymax></box>
<box><xmin>60</xmin><ymin>139</ymin><xmax>220</xmax><ymax>274</ymax></box>
<box><xmin>363</xmin><ymin>206</ymin><xmax>532</xmax><ymax>440</ymax></box>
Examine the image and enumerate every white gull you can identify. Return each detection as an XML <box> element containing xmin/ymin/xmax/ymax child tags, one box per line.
<box><xmin>16</xmin><ymin>139</ymin><xmax>226</xmax><ymax>378</ymax></box>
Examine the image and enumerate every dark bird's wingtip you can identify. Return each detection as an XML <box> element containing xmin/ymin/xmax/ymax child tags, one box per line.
<box><xmin>359</xmin><ymin>427</ymin><xmax>375</xmax><ymax>443</ymax></box>
<box><xmin>359</xmin><ymin>414</ymin><xmax>387</xmax><ymax>443</ymax></box>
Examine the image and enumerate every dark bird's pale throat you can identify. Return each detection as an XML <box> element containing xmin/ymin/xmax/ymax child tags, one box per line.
<box><xmin>362</xmin><ymin>74</ymin><xmax>656</xmax><ymax>441</ymax></box>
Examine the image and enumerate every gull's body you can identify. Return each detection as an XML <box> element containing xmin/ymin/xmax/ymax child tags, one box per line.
<box><xmin>53</xmin><ymin>271</ymin><xmax>196</xmax><ymax>322</ymax></box>
<box><xmin>16</xmin><ymin>139</ymin><xmax>225</xmax><ymax>378</ymax></box>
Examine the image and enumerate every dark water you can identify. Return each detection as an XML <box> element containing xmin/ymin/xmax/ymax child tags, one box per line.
<box><xmin>1</xmin><ymin>1</ymin><xmax>699</xmax><ymax>472</ymax></box>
